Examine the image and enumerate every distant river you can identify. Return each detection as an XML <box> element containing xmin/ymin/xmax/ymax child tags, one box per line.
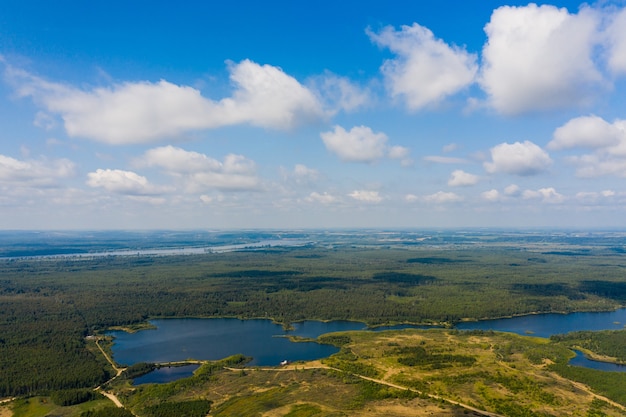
<box><xmin>8</xmin><ymin>239</ymin><xmax>308</xmax><ymax>259</ymax></box>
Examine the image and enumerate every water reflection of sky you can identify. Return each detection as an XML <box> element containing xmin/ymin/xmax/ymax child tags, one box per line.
<box><xmin>133</xmin><ymin>364</ymin><xmax>200</xmax><ymax>385</ymax></box>
<box><xmin>108</xmin><ymin>318</ymin><xmax>342</xmax><ymax>367</ymax></box>
<box><xmin>569</xmin><ymin>350</ymin><xmax>626</xmax><ymax>372</ymax></box>
<box><xmin>108</xmin><ymin>318</ymin><xmax>433</xmax><ymax>368</ymax></box>
<box><xmin>110</xmin><ymin>312</ymin><xmax>626</xmax><ymax>385</ymax></box>
<box><xmin>456</xmin><ymin>309</ymin><xmax>626</xmax><ymax>338</ymax></box>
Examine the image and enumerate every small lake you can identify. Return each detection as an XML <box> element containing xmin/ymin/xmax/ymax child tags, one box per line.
<box><xmin>109</xmin><ymin>309</ymin><xmax>626</xmax><ymax>384</ymax></box>
<box><xmin>134</xmin><ymin>364</ymin><xmax>200</xmax><ymax>385</ymax></box>
<box><xmin>569</xmin><ymin>350</ymin><xmax>626</xmax><ymax>372</ymax></box>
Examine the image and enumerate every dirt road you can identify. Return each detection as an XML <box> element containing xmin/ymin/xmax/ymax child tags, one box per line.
<box><xmin>94</xmin><ymin>339</ymin><xmax>127</xmax><ymax>409</ymax></box>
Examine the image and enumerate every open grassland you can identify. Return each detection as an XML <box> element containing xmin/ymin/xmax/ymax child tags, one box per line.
<box><xmin>324</xmin><ymin>329</ymin><xmax>626</xmax><ymax>416</ymax></box>
<box><xmin>6</xmin><ymin>397</ymin><xmax>113</xmax><ymax>417</ymax></box>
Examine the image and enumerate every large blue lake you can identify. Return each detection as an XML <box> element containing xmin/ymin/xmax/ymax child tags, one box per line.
<box><xmin>108</xmin><ymin>318</ymin><xmax>355</xmax><ymax>367</ymax></box>
<box><xmin>109</xmin><ymin>310</ymin><xmax>626</xmax><ymax>384</ymax></box>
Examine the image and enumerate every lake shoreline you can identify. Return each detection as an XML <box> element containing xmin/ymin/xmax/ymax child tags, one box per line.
<box><xmin>101</xmin><ymin>304</ymin><xmax>626</xmax><ymax>339</ymax></box>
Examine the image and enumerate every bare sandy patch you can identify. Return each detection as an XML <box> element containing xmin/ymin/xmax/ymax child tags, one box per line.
<box><xmin>0</xmin><ymin>405</ymin><xmax>13</xmax><ymax>417</ymax></box>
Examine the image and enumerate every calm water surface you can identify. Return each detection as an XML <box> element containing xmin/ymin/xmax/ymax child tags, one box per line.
<box><xmin>110</xmin><ymin>310</ymin><xmax>626</xmax><ymax>384</ymax></box>
<box><xmin>455</xmin><ymin>309</ymin><xmax>626</xmax><ymax>338</ymax></box>
<box><xmin>569</xmin><ymin>350</ymin><xmax>626</xmax><ymax>372</ymax></box>
<box><xmin>108</xmin><ymin>318</ymin><xmax>361</xmax><ymax>367</ymax></box>
<box><xmin>133</xmin><ymin>364</ymin><xmax>200</xmax><ymax>385</ymax></box>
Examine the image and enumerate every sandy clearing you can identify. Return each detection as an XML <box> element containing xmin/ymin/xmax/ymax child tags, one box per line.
<box><xmin>0</xmin><ymin>405</ymin><xmax>12</xmax><ymax>417</ymax></box>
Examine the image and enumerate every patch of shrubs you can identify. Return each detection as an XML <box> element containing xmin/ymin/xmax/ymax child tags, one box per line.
<box><xmin>51</xmin><ymin>389</ymin><xmax>101</xmax><ymax>406</ymax></box>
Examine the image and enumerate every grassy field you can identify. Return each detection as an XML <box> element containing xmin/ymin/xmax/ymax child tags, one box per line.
<box><xmin>5</xmin><ymin>397</ymin><xmax>113</xmax><ymax>417</ymax></box>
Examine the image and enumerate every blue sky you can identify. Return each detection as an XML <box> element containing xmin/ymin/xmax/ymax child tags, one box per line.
<box><xmin>2</xmin><ymin>1</ymin><xmax>626</xmax><ymax>229</ymax></box>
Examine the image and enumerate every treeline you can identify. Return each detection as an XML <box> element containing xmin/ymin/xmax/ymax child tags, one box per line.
<box><xmin>549</xmin><ymin>363</ymin><xmax>626</xmax><ymax>406</ymax></box>
<box><xmin>551</xmin><ymin>330</ymin><xmax>626</xmax><ymax>362</ymax></box>
<box><xmin>51</xmin><ymin>389</ymin><xmax>102</xmax><ymax>406</ymax></box>
<box><xmin>0</xmin><ymin>295</ymin><xmax>111</xmax><ymax>397</ymax></box>
<box><xmin>121</xmin><ymin>362</ymin><xmax>156</xmax><ymax>380</ymax></box>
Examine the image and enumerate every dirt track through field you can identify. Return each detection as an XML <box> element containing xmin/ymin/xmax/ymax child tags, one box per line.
<box><xmin>227</xmin><ymin>364</ymin><xmax>504</xmax><ymax>417</ymax></box>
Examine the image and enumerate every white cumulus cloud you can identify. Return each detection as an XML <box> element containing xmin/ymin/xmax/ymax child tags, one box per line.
<box><xmin>86</xmin><ymin>169</ymin><xmax>164</xmax><ymax>195</ymax></box>
<box><xmin>504</xmin><ymin>184</ymin><xmax>521</xmax><ymax>196</ymax></box>
<box><xmin>423</xmin><ymin>191</ymin><xmax>463</xmax><ymax>204</ymax></box>
<box><xmin>484</xmin><ymin>141</ymin><xmax>552</xmax><ymax>176</ymax></box>
<box><xmin>321</xmin><ymin>125</ymin><xmax>407</xmax><ymax>163</ymax></box>
<box><xmin>423</xmin><ymin>155</ymin><xmax>468</xmax><ymax>164</ymax></box>
<box><xmin>480</xmin><ymin>4</ymin><xmax>603</xmax><ymax>114</ymax></box>
<box><xmin>348</xmin><ymin>190</ymin><xmax>383</xmax><ymax>203</ymax></box>
<box><xmin>448</xmin><ymin>170</ymin><xmax>479</xmax><ymax>187</ymax></box>
<box><xmin>0</xmin><ymin>154</ymin><xmax>75</xmax><ymax>186</ymax></box>
<box><xmin>481</xmin><ymin>189</ymin><xmax>500</xmax><ymax>202</ymax></box>
<box><xmin>551</xmin><ymin>115</ymin><xmax>626</xmax><ymax>177</ymax></box>
<box><xmin>368</xmin><ymin>23</ymin><xmax>477</xmax><ymax>110</ymax></box>
<box><xmin>387</xmin><ymin>145</ymin><xmax>409</xmax><ymax>160</ymax></box>
<box><xmin>306</xmin><ymin>191</ymin><xmax>337</xmax><ymax>204</ymax></box>
<box><xmin>522</xmin><ymin>187</ymin><xmax>566</xmax><ymax>203</ymax></box>
<box><xmin>137</xmin><ymin>145</ymin><xmax>260</xmax><ymax>191</ymax></box>
<box><xmin>569</xmin><ymin>154</ymin><xmax>626</xmax><ymax>178</ymax></box>
<box><xmin>549</xmin><ymin>115</ymin><xmax>624</xmax><ymax>150</ymax></box>
<box><xmin>293</xmin><ymin>164</ymin><xmax>319</xmax><ymax>181</ymax></box>
<box><xmin>606</xmin><ymin>7</ymin><xmax>626</xmax><ymax>75</ymax></box>
<box><xmin>387</xmin><ymin>145</ymin><xmax>413</xmax><ymax>166</ymax></box>
<box><xmin>280</xmin><ymin>164</ymin><xmax>320</xmax><ymax>187</ymax></box>
<box><xmin>576</xmin><ymin>190</ymin><xmax>617</xmax><ymax>203</ymax></box>
<box><xmin>309</xmin><ymin>72</ymin><xmax>371</xmax><ymax>113</ymax></box>
<box><xmin>224</xmin><ymin>59</ymin><xmax>327</xmax><ymax>128</ymax></box>
<box><xmin>6</xmin><ymin>60</ymin><xmax>326</xmax><ymax>144</ymax></box>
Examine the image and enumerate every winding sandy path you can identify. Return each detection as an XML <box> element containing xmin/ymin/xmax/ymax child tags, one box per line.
<box><xmin>99</xmin><ymin>391</ymin><xmax>123</xmax><ymax>408</ymax></box>
<box><xmin>94</xmin><ymin>339</ymin><xmax>127</xmax><ymax>410</ymax></box>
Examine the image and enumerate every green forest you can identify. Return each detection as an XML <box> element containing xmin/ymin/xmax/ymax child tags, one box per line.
<box><xmin>2</xmin><ymin>235</ymin><xmax>626</xmax><ymax>415</ymax></box>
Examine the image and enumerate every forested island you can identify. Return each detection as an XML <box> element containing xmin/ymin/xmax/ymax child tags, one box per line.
<box><xmin>2</xmin><ymin>229</ymin><xmax>626</xmax><ymax>416</ymax></box>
